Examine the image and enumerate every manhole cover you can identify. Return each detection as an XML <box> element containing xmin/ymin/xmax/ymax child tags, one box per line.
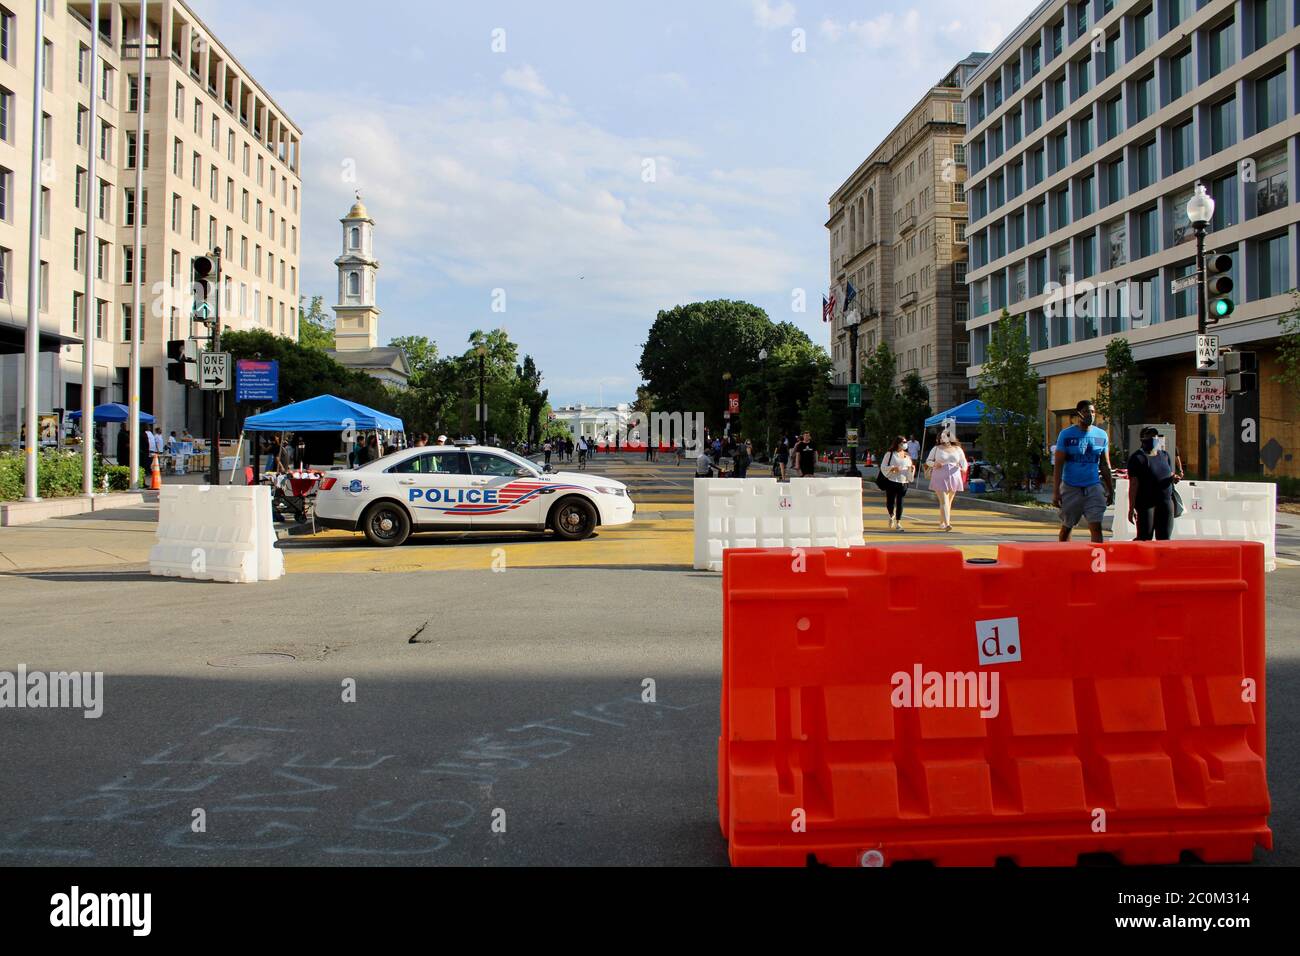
<box><xmin>208</xmin><ymin>653</ymin><xmax>297</xmax><ymax>667</ymax></box>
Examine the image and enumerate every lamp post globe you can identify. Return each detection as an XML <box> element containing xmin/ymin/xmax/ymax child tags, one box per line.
<box><xmin>1187</xmin><ymin>182</ymin><xmax>1215</xmax><ymax>225</ymax></box>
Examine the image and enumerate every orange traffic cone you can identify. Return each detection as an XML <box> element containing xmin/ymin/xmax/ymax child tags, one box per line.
<box><xmin>150</xmin><ymin>453</ymin><xmax>162</xmax><ymax>490</ymax></box>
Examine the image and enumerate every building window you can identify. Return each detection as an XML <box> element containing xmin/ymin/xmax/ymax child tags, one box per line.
<box><xmin>1256</xmin><ymin>0</ymin><xmax>1286</xmax><ymax>46</ymax></box>
<box><xmin>121</xmin><ymin>304</ymin><xmax>133</xmax><ymax>342</ymax></box>
<box><xmin>1255</xmin><ymin>69</ymin><xmax>1287</xmax><ymax>132</ymax></box>
<box><xmin>1133</xmin><ymin>6</ymin><xmax>1152</xmax><ymax>55</ymax></box>
<box><xmin>1135</xmin><ymin>139</ymin><xmax>1156</xmax><ymax>189</ymax></box>
<box><xmin>1256</xmin><ymin>233</ymin><xmax>1290</xmax><ymax>298</ymax></box>
<box><xmin>1210</xmin><ymin>97</ymin><xmax>1237</xmax><ymax>154</ymax></box>
<box><xmin>1209</xmin><ymin>19</ymin><xmax>1236</xmax><ymax>77</ymax></box>
<box><xmin>1169</xmin><ymin>49</ymin><xmax>1192</xmax><ymax>101</ymax></box>
<box><xmin>0</xmin><ymin>165</ymin><xmax>9</xmax><ymax>221</ymax></box>
<box><xmin>1136</xmin><ymin>205</ymin><xmax>1158</xmax><ymax>258</ymax></box>
<box><xmin>1256</xmin><ymin>149</ymin><xmax>1289</xmax><ymax>216</ymax></box>
<box><xmin>0</xmin><ymin>7</ymin><xmax>13</xmax><ymax>65</ymax></box>
<box><xmin>1171</xmin><ymin>120</ymin><xmax>1195</xmax><ymax>172</ymax></box>
<box><xmin>1211</xmin><ymin>172</ymin><xmax>1239</xmax><ymax>231</ymax></box>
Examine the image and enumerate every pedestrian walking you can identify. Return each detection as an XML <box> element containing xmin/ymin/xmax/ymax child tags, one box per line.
<box><xmin>695</xmin><ymin>447</ymin><xmax>715</xmax><ymax>477</ymax></box>
<box><xmin>733</xmin><ymin>439</ymin><xmax>751</xmax><ymax>478</ymax></box>
<box><xmin>905</xmin><ymin>434</ymin><xmax>920</xmax><ymax>482</ymax></box>
<box><xmin>1127</xmin><ymin>427</ymin><xmax>1177</xmax><ymax>541</ymax></box>
<box><xmin>1052</xmin><ymin>399</ymin><xmax>1113</xmax><ymax>543</ymax></box>
<box><xmin>772</xmin><ymin>440</ymin><xmax>788</xmax><ymax>480</ymax></box>
<box><xmin>794</xmin><ymin>431</ymin><xmax>816</xmax><ymax>477</ymax></box>
<box><xmin>878</xmin><ymin>436</ymin><xmax>915</xmax><ymax>530</ymax></box>
<box><xmin>925</xmin><ymin>432</ymin><xmax>968</xmax><ymax>531</ymax></box>
<box><xmin>543</xmin><ymin>440</ymin><xmax>553</xmax><ymax>468</ymax></box>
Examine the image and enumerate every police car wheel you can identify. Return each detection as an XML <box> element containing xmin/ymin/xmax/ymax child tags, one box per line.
<box><xmin>362</xmin><ymin>502</ymin><xmax>411</xmax><ymax>547</ymax></box>
<box><xmin>550</xmin><ymin>497</ymin><xmax>597</xmax><ymax>541</ymax></box>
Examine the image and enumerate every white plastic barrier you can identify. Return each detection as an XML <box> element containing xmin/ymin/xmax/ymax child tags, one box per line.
<box><xmin>149</xmin><ymin>485</ymin><xmax>284</xmax><ymax>583</ymax></box>
<box><xmin>1112</xmin><ymin>477</ymin><xmax>1277</xmax><ymax>572</ymax></box>
<box><xmin>693</xmin><ymin>477</ymin><xmax>864</xmax><ymax>571</ymax></box>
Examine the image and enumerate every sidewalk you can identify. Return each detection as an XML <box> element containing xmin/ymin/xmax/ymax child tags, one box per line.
<box><xmin>0</xmin><ymin>503</ymin><xmax>157</xmax><ymax>572</ymax></box>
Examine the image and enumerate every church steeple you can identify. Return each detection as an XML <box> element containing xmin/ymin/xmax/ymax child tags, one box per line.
<box><xmin>333</xmin><ymin>192</ymin><xmax>381</xmax><ymax>350</ymax></box>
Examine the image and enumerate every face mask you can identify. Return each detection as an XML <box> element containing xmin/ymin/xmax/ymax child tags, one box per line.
<box><xmin>1141</xmin><ymin>438</ymin><xmax>1155</xmax><ymax>452</ymax></box>
<box><xmin>1078</xmin><ymin>411</ymin><xmax>1094</xmax><ymax>427</ymax></box>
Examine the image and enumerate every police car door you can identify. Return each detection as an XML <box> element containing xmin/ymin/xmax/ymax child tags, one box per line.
<box><xmin>467</xmin><ymin>451</ymin><xmax>547</xmax><ymax>528</ymax></box>
<box><xmin>388</xmin><ymin>449</ymin><xmax>475</xmax><ymax>528</ymax></box>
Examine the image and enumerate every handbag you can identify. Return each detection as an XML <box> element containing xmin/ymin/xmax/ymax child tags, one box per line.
<box><xmin>1172</xmin><ymin>486</ymin><xmax>1185</xmax><ymax>518</ymax></box>
<box><xmin>874</xmin><ymin>453</ymin><xmax>894</xmax><ymax>491</ymax></box>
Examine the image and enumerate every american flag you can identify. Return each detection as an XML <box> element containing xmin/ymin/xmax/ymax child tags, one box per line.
<box><xmin>822</xmin><ymin>290</ymin><xmax>836</xmax><ymax>322</ymax></box>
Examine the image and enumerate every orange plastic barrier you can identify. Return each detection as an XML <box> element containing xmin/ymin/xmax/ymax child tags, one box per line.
<box><xmin>719</xmin><ymin>541</ymin><xmax>1270</xmax><ymax>866</ymax></box>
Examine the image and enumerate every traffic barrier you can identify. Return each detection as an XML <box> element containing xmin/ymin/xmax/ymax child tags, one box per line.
<box><xmin>694</xmin><ymin>477</ymin><xmax>864</xmax><ymax>572</ymax></box>
<box><xmin>719</xmin><ymin>541</ymin><xmax>1270</xmax><ymax>866</ymax></box>
<box><xmin>149</xmin><ymin>485</ymin><xmax>284</xmax><ymax>583</ymax></box>
<box><xmin>1112</xmin><ymin>478</ymin><xmax>1277</xmax><ymax>572</ymax></box>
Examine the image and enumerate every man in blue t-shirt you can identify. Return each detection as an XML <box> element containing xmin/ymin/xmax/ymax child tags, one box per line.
<box><xmin>1052</xmin><ymin>399</ymin><xmax>1114</xmax><ymax>543</ymax></box>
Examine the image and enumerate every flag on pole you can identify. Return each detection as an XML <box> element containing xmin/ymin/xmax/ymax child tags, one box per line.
<box><xmin>822</xmin><ymin>290</ymin><xmax>836</xmax><ymax>322</ymax></box>
<box><xmin>844</xmin><ymin>281</ymin><xmax>857</xmax><ymax>310</ymax></box>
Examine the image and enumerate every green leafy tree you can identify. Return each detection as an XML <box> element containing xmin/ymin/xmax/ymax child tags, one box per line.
<box><xmin>1095</xmin><ymin>337</ymin><xmax>1147</xmax><ymax>461</ymax></box>
<box><xmin>799</xmin><ymin>376</ymin><xmax>833</xmax><ymax>446</ymax></box>
<box><xmin>977</xmin><ymin>310</ymin><xmax>1039</xmax><ymax>492</ymax></box>
<box><xmin>899</xmin><ymin>372</ymin><xmax>933</xmax><ymax>441</ymax></box>
<box><xmin>638</xmin><ymin>300</ymin><xmax>828</xmax><ymax>434</ymax></box>
<box><xmin>860</xmin><ymin>343</ymin><xmax>909</xmax><ymax>459</ymax></box>
<box><xmin>297</xmin><ymin>295</ymin><xmax>334</xmax><ymax>352</ymax></box>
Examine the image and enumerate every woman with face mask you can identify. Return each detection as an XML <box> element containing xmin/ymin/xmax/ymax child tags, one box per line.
<box><xmin>1127</xmin><ymin>427</ymin><xmax>1176</xmax><ymax>540</ymax></box>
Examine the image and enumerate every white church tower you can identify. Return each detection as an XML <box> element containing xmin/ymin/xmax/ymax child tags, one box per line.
<box><xmin>333</xmin><ymin>194</ymin><xmax>381</xmax><ymax>351</ymax></box>
<box><xmin>325</xmin><ymin>194</ymin><xmax>410</xmax><ymax>387</ymax></box>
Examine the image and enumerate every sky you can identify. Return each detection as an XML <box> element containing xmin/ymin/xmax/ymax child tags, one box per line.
<box><xmin>187</xmin><ymin>0</ymin><xmax>1040</xmax><ymax>405</ymax></box>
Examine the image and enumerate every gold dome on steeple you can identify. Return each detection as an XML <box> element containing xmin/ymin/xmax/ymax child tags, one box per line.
<box><xmin>344</xmin><ymin>191</ymin><xmax>369</xmax><ymax>220</ymax></box>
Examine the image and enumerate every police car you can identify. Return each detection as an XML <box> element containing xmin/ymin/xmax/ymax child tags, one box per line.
<box><xmin>313</xmin><ymin>443</ymin><xmax>634</xmax><ymax>546</ymax></box>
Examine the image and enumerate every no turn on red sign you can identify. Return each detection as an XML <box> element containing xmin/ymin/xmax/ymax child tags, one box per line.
<box><xmin>1185</xmin><ymin>377</ymin><xmax>1226</xmax><ymax>414</ymax></box>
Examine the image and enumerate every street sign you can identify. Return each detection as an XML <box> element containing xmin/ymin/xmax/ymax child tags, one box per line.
<box><xmin>728</xmin><ymin>392</ymin><xmax>740</xmax><ymax>414</ymax></box>
<box><xmin>846</xmin><ymin>428</ymin><xmax>858</xmax><ymax>447</ymax></box>
<box><xmin>200</xmin><ymin>351</ymin><xmax>231</xmax><ymax>391</ymax></box>
<box><xmin>235</xmin><ymin>359</ymin><xmax>279</xmax><ymax>402</ymax></box>
<box><xmin>1196</xmin><ymin>334</ymin><xmax>1219</xmax><ymax>371</ymax></box>
<box><xmin>1185</xmin><ymin>376</ymin><xmax>1226</xmax><ymax>414</ymax></box>
<box><xmin>1170</xmin><ymin>274</ymin><xmax>1200</xmax><ymax>294</ymax></box>
<box><xmin>847</xmin><ymin>383</ymin><xmax>861</xmax><ymax>408</ymax></box>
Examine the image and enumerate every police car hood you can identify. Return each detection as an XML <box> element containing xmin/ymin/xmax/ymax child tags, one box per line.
<box><xmin>545</xmin><ymin>471</ymin><xmax>627</xmax><ymax>491</ymax></box>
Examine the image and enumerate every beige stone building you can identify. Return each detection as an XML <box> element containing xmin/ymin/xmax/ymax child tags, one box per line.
<box><xmin>0</xmin><ymin>0</ymin><xmax>302</xmax><ymax>444</ymax></box>
<box><xmin>826</xmin><ymin>53</ymin><xmax>987</xmax><ymax>413</ymax></box>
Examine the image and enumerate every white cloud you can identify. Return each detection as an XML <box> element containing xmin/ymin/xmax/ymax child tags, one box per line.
<box><xmin>820</xmin><ymin>0</ymin><xmax>1040</xmax><ymax>70</ymax></box>
<box><xmin>501</xmin><ymin>64</ymin><xmax>551</xmax><ymax>98</ymax></box>
<box><xmin>752</xmin><ymin>0</ymin><xmax>797</xmax><ymax>30</ymax></box>
<box><xmin>291</xmin><ymin>87</ymin><xmax>808</xmax><ymax>330</ymax></box>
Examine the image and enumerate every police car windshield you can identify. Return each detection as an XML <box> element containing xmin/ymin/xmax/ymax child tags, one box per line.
<box><xmin>487</xmin><ymin>448</ymin><xmax>542</xmax><ymax>476</ymax></box>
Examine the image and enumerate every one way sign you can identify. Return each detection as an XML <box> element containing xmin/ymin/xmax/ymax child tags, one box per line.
<box><xmin>200</xmin><ymin>351</ymin><xmax>231</xmax><ymax>391</ymax></box>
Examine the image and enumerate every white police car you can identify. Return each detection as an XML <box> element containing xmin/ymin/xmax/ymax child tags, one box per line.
<box><xmin>313</xmin><ymin>444</ymin><xmax>634</xmax><ymax>546</ymax></box>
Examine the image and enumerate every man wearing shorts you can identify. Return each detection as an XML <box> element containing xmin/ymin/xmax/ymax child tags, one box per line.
<box><xmin>1052</xmin><ymin>399</ymin><xmax>1113</xmax><ymax>543</ymax></box>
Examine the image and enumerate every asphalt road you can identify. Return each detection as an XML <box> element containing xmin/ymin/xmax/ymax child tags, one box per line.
<box><xmin>0</xmin><ymin>457</ymin><xmax>1295</xmax><ymax>867</ymax></box>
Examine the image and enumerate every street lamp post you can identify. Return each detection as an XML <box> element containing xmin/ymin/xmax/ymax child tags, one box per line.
<box><xmin>1187</xmin><ymin>182</ymin><xmax>1215</xmax><ymax>481</ymax></box>
<box><xmin>476</xmin><ymin>344</ymin><xmax>487</xmax><ymax>445</ymax></box>
<box><xmin>758</xmin><ymin>348</ymin><xmax>769</xmax><ymax>456</ymax></box>
<box><xmin>845</xmin><ymin>314</ymin><xmax>861</xmax><ymax>478</ymax></box>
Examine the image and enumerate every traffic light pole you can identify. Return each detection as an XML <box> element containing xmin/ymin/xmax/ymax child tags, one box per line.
<box><xmin>846</xmin><ymin>323</ymin><xmax>861</xmax><ymax>477</ymax></box>
<box><xmin>1194</xmin><ymin>222</ymin><xmax>1208</xmax><ymax>481</ymax></box>
<box><xmin>208</xmin><ymin>249</ymin><xmax>222</xmax><ymax>486</ymax></box>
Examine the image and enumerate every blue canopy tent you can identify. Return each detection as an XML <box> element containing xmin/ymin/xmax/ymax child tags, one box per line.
<box><xmin>66</xmin><ymin>403</ymin><xmax>155</xmax><ymax>424</ymax></box>
<box><xmin>242</xmin><ymin>394</ymin><xmax>403</xmax><ymax>432</ymax></box>
<box><xmin>918</xmin><ymin>399</ymin><xmax>1025</xmax><ymax>469</ymax></box>
<box><xmin>241</xmin><ymin>395</ymin><xmax>404</xmax><ymax>480</ymax></box>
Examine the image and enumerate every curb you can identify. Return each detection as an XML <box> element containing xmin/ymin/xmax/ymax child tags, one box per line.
<box><xmin>0</xmin><ymin>491</ymin><xmax>149</xmax><ymax>527</ymax></box>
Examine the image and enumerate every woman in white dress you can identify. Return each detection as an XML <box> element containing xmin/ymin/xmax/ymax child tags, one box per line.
<box><xmin>925</xmin><ymin>433</ymin><xmax>968</xmax><ymax>531</ymax></box>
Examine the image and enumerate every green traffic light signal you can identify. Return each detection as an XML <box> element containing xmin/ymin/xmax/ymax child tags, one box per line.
<box><xmin>1211</xmin><ymin>297</ymin><xmax>1233</xmax><ymax>318</ymax></box>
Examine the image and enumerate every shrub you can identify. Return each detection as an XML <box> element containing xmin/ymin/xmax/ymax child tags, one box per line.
<box><xmin>0</xmin><ymin>452</ymin><xmax>143</xmax><ymax>501</ymax></box>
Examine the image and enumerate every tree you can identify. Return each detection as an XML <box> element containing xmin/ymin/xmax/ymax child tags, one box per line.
<box><xmin>899</xmin><ymin>372</ymin><xmax>933</xmax><ymax>441</ymax></box>
<box><xmin>638</xmin><ymin>300</ymin><xmax>828</xmax><ymax>434</ymax></box>
<box><xmin>800</xmin><ymin>376</ymin><xmax>832</xmax><ymax>445</ymax></box>
<box><xmin>297</xmin><ymin>295</ymin><xmax>334</xmax><ymax>352</ymax></box>
<box><xmin>860</xmin><ymin>343</ymin><xmax>909</xmax><ymax>459</ymax></box>
<box><xmin>977</xmin><ymin>310</ymin><xmax>1039</xmax><ymax>493</ymax></box>
<box><xmin>1095</xmin><ymin>337</ymin><xmax>1147</xmax><ymax>461</ymax></box>
<box><xmin>389</xmin><ymin>335</ymin><xmax>439</xmax><ymax>383</ymax></box>
<box><xmin>1275</xmin><ymin>290</ymin><xmax>1300</xmax><ymax>408</ymax></box>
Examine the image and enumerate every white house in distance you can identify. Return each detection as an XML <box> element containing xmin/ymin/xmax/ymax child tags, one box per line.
<box><xmin>326</xmin><ymin>195</ymin><xmax>410</xmax><ymax>388</ymax></box>
<box><xmin>549</xmin><ymin>404</ymin><xmax>634</xmax><ymax>443</ymax></box>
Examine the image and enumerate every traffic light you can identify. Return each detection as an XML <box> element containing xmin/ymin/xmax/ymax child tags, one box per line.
<box><xmin>166</xmin><ymin>339</ymin><xmax>198</xmax><ymax>384</ymax></box>
<box><xmin>191</xmin><ymin>254</ymin><xmax>216</xmax><ymax>325</ymax></box>
<box><xmin>1205</xmin><ymin>253</ymin><xmax>1233</xmax><ymax>323</ymax></box>
<box><xmin>1223</xmin><ymin>350</ymin><xmax>1257</xmax><ymax>393</ymax></box>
